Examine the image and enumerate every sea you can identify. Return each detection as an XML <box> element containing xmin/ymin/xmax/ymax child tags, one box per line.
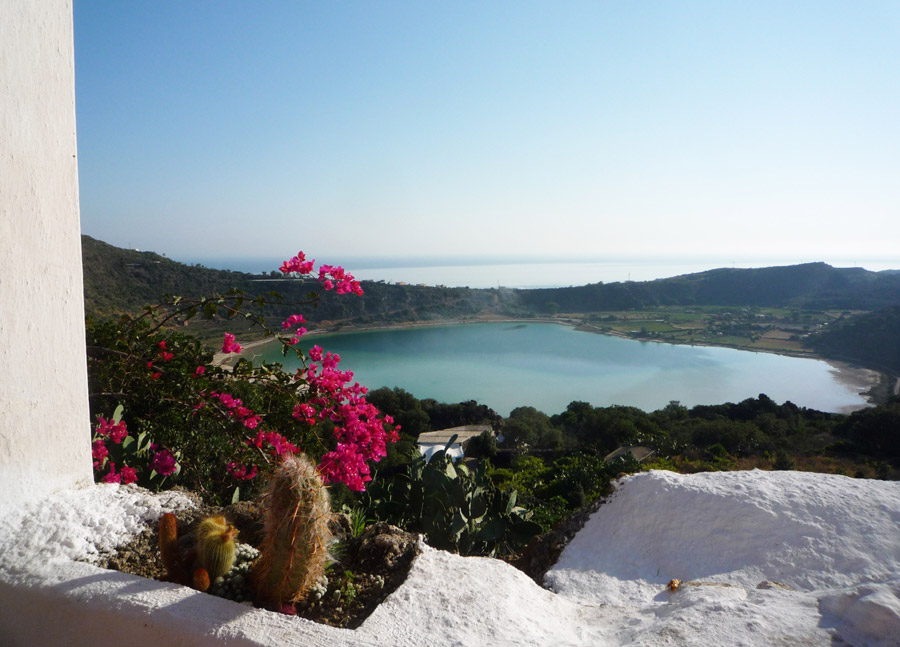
<box><xmin>254</xmin><ymin>322</ymin><xmax>872</xmax><ymax>416</ymax></box>
<box><xmin>182</xmin><ymin>255</ymin><xmax>899</xmax><ymax>289</ymax></box>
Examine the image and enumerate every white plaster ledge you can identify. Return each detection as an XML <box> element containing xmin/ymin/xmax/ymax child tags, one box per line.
<box><xmin>0</xmin><ymin>485</ymin><xmax>378</xmax><ymax>647</ymax></box>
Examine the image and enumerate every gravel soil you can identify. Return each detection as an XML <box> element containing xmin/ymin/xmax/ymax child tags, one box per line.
<box><xmin>96</xmin><ymin>495</ymin><xmax>421</xmax><ymax>629</ymax></box>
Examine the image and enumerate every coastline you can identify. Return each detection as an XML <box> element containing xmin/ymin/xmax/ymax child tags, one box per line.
<box><xmin>216</xmin><ymin>316</ymin><xmax>892</xmax><ymax>411</ymax></box>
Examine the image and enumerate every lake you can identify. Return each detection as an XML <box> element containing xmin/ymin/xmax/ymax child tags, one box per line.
<box><xmin>254</xmin><ymin>323</ymin><xmax>869</xmax><ymax>416</ymax></box>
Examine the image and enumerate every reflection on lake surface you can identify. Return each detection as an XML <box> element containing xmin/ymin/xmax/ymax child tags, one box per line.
<box><xmin>256</xmin><ymin>323</ymin><xmax>868</xmax><ymax>416</ymax></box>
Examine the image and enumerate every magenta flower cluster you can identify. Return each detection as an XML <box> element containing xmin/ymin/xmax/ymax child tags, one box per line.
<box><xmin>92</xmin><ymin>250</ymin><xmax>396</xmax><ymax>495</ymax></box>
<box><xmin>221</xmin><ymin>332</ymin><xmax>243</xmax><ymax>354</ymax></box>
<box><xmin>293</xmin><ymin>345</ymin><xmax>400</xmax><ymax>491</ymax></box>
<box><xmin>91</xmin><ymin>415</ymin><xmax>179</xmax><ymax>484</ymax></box>
<box><xmin>149</xmin><ymin>448</ymin><xmax>178</xmax><ymax>475</ymax></box>
<box><xmin>209</xmin><ymin>391</ymin><xmax>263</xmax><ymax>429</ymax></box>
<box><xmin>280</xmin><ymin>251</ymin><xmax>364</xmax><ymax>296</ymax></box>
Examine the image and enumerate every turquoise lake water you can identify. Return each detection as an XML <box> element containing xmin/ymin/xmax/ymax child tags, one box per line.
<box><xmin>255</xmin><ymin>323</ymin><xmax>867</xmax><ymax>416</ymax></box>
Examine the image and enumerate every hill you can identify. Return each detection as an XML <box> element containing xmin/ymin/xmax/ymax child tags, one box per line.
<box><xmin>83</xmin><ymin>237</ymin><xmax>900</xmax><ymax>320</ymax></box>
<box><xmin>517</xmin><ymin>262</ymin><xmax>900</xmax><ymax>312</ymax></box>
<box><xmin>81</xmin><ymin>235</ymin><xmax>509</xmax><ymax>334</ymax></box>
<box><xmin>810</xmin><ymin>306</ymin><xmax>900</xmax><ymax>373</ymax></box>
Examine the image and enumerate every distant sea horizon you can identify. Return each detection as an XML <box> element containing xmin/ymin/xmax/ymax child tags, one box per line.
<box><xmin>178</xmin><ymin>254</ymin><xmax>900</xmax><ymax>290</ymax></box>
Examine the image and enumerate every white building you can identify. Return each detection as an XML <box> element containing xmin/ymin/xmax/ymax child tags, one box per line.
<box><xmin>417</xmin><ymin>425</ymin><xmax>495</xmax><ymax>461</ymax></box>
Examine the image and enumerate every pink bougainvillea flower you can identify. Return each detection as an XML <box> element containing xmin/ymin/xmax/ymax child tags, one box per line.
<box><xmin>101</xmin><ymin>463</ymin><xmax>122</xmax><ymax>484</ymax></box>
<box><xmin>95</xmin><ymin>417</ymin><xmax>128</xmax><ymax>444</ymax></box>
<box><xmin>194</xmin><ymin>365</ymin><xmax>206</xmax><ymax>376</ymax></box>
<box><xmin>119</xmin><ymin>464</ymin><xmax>138</xmax><ymax>485</ymax></box>
<box><xmin>226</xmin><ymin>462</ymin><xmax>258</xmax><ymax>481</ymax></box>
<box><xmin>281</xmin><ymin>313</ymin><xmax>306</xmax><ymax>330</ymax></box>
<box><xmin>150</xmin><ymin>448</ymin><xmax>178</xmax><ymax>476</ymax></box>
<box><xmin>280</xmin><ymin>252</ymin><xmax>315</xmax><ymax>276</ymax></box>
<box><xmin>91</xmin><ymin>439</ymin><xmax>109</xmax><ymax>468</ymax></box>
<box><xmin>221</xmin><ymin>333</ymin><xmax>242</xmax><ymax>354</ymax></box>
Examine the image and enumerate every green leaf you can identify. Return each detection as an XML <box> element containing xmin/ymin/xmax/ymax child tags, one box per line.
<box><xmin>470</xmin><ymin>496</ymin><xmax>487</xmax><ymax>520</ymax></box>
<box><xmin>112</xmin><ymin>404</ymin><xmax>124</xmax><ymax>424</ymax></box>
<box><xmin>444</xmin><ymin>461</ymin><xmax>457</xmax><ymax>480</ymax></box>
<box><xmin>231</xmin><ymin>487</ymin><xmax>241</xmax><ymax>504</ymax></box>
<box><xmin>505</xmin><ymin>490</ymin><xmax>518</xmax><ymax>514</ymax></box>
<box><xmin>449</xmin><ymin>510</ymin><xmax>468</xmax><ymax>538</ymax></box>
<box><xmin>510</xmin><ymin>520</ymin><xmax>543</xmax><ymax>541</ymax></box>
<box><xmin>473</xmin><ymin>518</ymin><xmax>505</xmax><ymax>543</ymax></box>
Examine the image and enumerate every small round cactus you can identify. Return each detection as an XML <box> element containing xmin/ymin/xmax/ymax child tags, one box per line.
<box><xmin>195</xmin><ymin>515</ymin><xmax>239</xmax><ymax>580</ymax></box>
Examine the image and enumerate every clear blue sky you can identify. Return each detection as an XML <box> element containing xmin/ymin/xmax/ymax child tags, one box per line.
<box><xmin>74</xmin><ymin>1</ymin><xmax>900</xmax><ymax>267</ymax></box>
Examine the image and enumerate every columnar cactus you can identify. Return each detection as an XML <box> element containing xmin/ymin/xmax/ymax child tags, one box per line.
<box><xmin>252</xmin><ymin>453</ymin><xmax>333</xmax><ymax>609</ymax></box>
<box><xmin>158</xmin><ymin>512</ymin><xmax>185</xmax><ymax>583</ymax></box>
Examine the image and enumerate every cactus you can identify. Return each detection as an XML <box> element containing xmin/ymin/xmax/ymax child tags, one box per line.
<box><xmin>192</xmin><ymin>567</ymin><xmax>211</xmax><ymax>592</ymax></box>
<box><xmin>253</xmin><ymin>453</ymin><xmax>333</xmax><ymax>609</ymax></box>
<box><xmin>195</xmin><ymin>515</ymin><xmax>238</xmax><ymax>580</ymax></box>
<box><xmin>158</xmin><ymin>512</ymin><xmax>186</xmax><ymax>583</ymax></box>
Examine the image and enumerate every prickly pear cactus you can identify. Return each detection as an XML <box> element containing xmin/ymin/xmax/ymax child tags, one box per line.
<box><xmin>253</xmin><ymin>453</ymin><xmax>333</xmax><ymax>608</ymax></box>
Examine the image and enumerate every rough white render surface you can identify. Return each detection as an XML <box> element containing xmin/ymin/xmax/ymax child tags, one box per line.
<box><xmin>0</xmin><ymin>0</ymin><xmax>93</xmax><ymax>507</ymax></box>
<box><xmin>2</xmin><ymin>471</ymin><xmax>899</xmax><ymax>646</ymax></box>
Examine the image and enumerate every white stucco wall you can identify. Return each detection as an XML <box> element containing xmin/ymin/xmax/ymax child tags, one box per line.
<box><xmin>0</xmin><ymin>0</ymin><xmax>93</xmax><ymax>507</ymax></box>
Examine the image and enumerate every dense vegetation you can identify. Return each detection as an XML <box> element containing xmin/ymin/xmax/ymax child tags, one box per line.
<box><xmin>363</xmin><ymin>386</ymin><xmax>900</xmax><ymax>533</ymax></box>
<box><xmin>809</xmin><ymin>306</ymin><xmax>900</xmax><ymax>373</ymax></box>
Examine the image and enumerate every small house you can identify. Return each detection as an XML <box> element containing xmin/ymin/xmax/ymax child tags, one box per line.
<box><xmin>417</xmin><ymin>425</ymin><xmax>494</xmax><ymax>462</ymax></box>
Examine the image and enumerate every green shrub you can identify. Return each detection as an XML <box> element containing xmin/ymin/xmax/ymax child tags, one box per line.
<box><xmin>362</xmin><ymin>444</ymin><xmax>541</xmax><ymax>557</ymax></box>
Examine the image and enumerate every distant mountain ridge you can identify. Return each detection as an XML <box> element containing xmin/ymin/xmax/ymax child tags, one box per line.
<box><xmin>517</xmin><ymin>262</ymin><xmax>900</xmax><ymax>312</ymax></box>
<box><xmin>83</xmin><ymin>236</ymin><xmax>900</xmax><ymax>319</ymax></box>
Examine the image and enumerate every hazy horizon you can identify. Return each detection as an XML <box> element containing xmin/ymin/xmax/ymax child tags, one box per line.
<box><xmin>162</xmin><ymin>250</ymin><xmax>899</xmax><ymax>289</ymax></box>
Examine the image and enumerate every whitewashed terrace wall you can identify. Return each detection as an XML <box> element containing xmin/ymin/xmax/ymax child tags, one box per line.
<box><xmin>0</xmin><ymin>0</ymin><xmax>92</xmax><ymax>509</ymax></box>
<box><xmin>0</xmin><ymin>4</ymin><xmax>373</xmax><ymax>645</ymax></box>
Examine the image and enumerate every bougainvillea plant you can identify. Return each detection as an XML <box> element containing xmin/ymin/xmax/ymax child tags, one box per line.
<box><xmin>86</xmin><ymin>252</ymin><xmax>399</xmax><ymax>504</ymax></box>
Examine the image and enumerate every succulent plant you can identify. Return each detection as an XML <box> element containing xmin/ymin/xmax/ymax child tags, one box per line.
<box><xmin>252</xmin><ymin>453</ymin><xmax>333</xmax><ymax>609</ymax></box>
<box><xmin>192</xmin><ymin>567</ymin><xmax>211</xmax><ymax>592</ymax></box>
<box><xmin>195</xmin><ymin>515</ymin><xmax>239</xmax><ymax>580</ymax></box>
<box><xmin>158</xmin><ymin>512</ymin><xmax>186</xmax><ymax>583</ymax></box>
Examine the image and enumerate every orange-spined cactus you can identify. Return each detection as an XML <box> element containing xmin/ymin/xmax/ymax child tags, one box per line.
<box><xmin>158</xmin><ymin>512</ymin><xmax>186</xmax><ymax>583</ymax></box>
<box><xmin>195</xmin><ymin>515</ymin><xmax>239</xmax><ymax>580</ymax></box>
<box><xmin>253</xmin><ymin>453</ymin><xmax>333</xmax><ymax>609</ymax></box>
<box><xmin>192</xmin><ymin>567</ymin><xmax>211</xmax><ymax>592</ymax></box>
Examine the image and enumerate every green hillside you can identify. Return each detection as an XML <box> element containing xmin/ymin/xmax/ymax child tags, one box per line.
<box><xmin>517</xmin><ymin>263</ymin><xmax>900</xmax><ymax>312</ymax></box>
<box><xmin>81</xmin><ymin>236</ymin><xmax>900</xmax><ymax>374</ymax></box>
<box><xmin>81</xmin><ymin>236</ymin><xmax>509</xmax><ymax>335</ymax></box>
<box><xmin>810</xmin><ymin>306</ymin><xmax>900</xmax><ymax>373</ymax></box>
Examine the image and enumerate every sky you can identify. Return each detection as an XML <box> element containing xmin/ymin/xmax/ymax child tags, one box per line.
<box><xmin>74</xmin><ymin>1</ymin><xmax>900</xmax><ymax>270</ymax></box>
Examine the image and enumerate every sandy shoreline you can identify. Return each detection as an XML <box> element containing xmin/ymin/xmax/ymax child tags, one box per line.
<box><xmin>215</xmin><ymin>317</ymin><xmax>892</xmax><ymax>410</ymax></box>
